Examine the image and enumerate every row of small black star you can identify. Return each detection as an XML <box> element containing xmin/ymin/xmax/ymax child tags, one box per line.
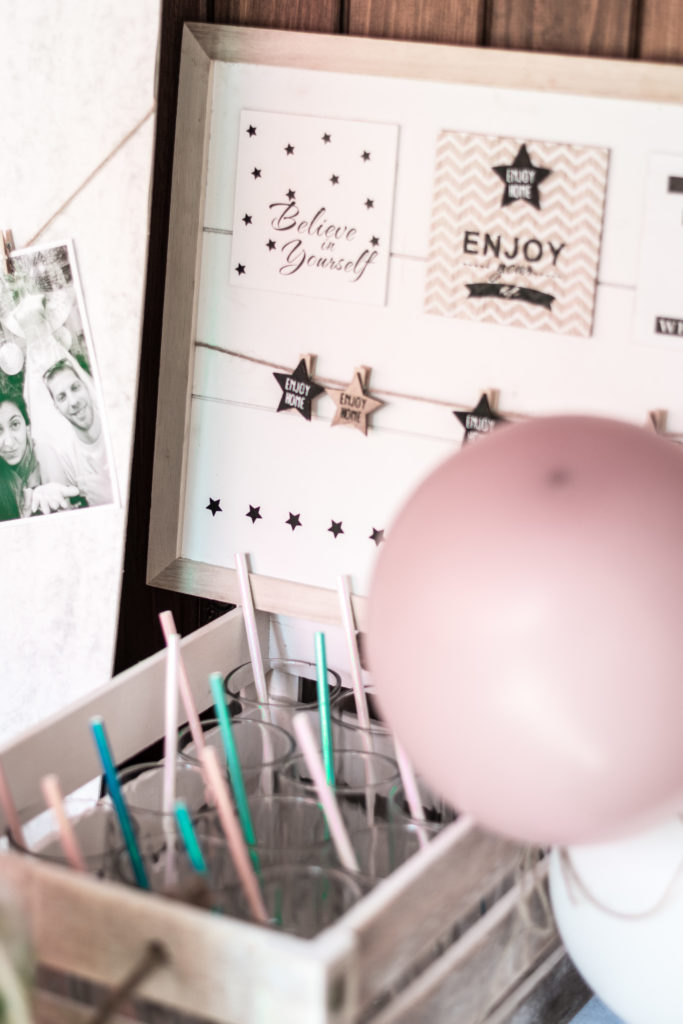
<box><xmin>246</xmin><ymin>124</ymin><xmax>372</xmax><ymax>162</ymax></box>
<box><xmin>206</xmin><ymin>498</ymin><xmax>384</xmax><ymax>545</ymax></box>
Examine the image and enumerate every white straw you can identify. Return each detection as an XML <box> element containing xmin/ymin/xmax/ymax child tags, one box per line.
<box><xmin>336</xmin><ymin>574</ymin><xmax>371</xmax><ymax>730</ymax></box>
<box><xmin>199</xmin><ymin>746</ymin><xmax>268</xmax><ymax>923</ymax></box>
<box><xmin>159</xmin><ymin>611</ymin><xmax>205</xmax><ymax>755</ymax></box>
<box><xmin>394</xmin><ymin>741</ymin><xmax>429</xmax><ymax>848</ymax></box>
<box><xmin>41</xmin><ymin>774</ymin><xmax>87</xmax><ymax>872</ymax></box>
<box><xmin>292</xmin><ymin>713</ymin><xmax>359</xmax><ymax>873</ymax></box>
<box><xmin>235</xmin><ymin>553</ymin><xmax>268</xmax><ymax>704</ymax></box>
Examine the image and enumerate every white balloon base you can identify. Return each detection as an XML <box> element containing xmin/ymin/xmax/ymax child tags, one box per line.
<box><xmin>549</xmin><ymin>816</ymin><xmax>683</xmax><ymax>1024</ymax></box>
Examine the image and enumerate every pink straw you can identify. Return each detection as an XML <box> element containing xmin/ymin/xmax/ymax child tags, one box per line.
<box><xmin>163</xmin><ymin>633</ymin><xmax>180</xmax><ymax>887</ymax></box>
<box><xmin>199</xmin><ymin>746</ymin><xmax>268</xmax><ymax>923</ymax></box>
<box><xmin>292</xmin><ymin>713</ymin><xmax>359</xmax><ymax>873</ymax></box>
<box><xmin>0</xmin><ymin>757</ymin><xmax>25</xmax><ymax>849</ymax></box>
<box><xmin>336</xmin><ymin>575</ymin><xmax>371</xmax><ymax>729</ymax></box>
<box><xmin>159</xmin><ymin>611</ymin><xmax>205</xmax><ymax>755</ymax></box>
<box><xmin>40</xmin><ymin>774</ymin><xmax>87</xmax><ymax>872</ymax></box>
<box><xmin>394</xmin><ymin>741</ymin><xmax>429</xmax><ymax>848</ymax></box>
<box><xmin>234</xmin><ymin>554</ymin><xmax>268</xmax><ymax>704</ymax></box>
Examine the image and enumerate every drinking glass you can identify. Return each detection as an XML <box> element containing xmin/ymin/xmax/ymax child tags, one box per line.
<box><xmin>178</xmin><ymin>718</ymin><xmax>295</xmax><ymax>797</ymax></box>
<box><xmin>224</xmin><ymin>658</ymin><xmax>342</xmax><ymax>731</ymax></box>
<box><xmin>277</xmin><ymin>749</ymin><xmax>401</xmax><ymax>832</ymax></box>
<box><xmin>224</xmin><ymin>863</ymin><xmax>366</xmax><ymax>938</ymax></box>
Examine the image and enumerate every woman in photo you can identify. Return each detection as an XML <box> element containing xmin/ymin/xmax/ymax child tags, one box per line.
<box><xmin>0</xmin><ymin>391</ymin><xmax>81</xmax><ymax>517</ymax></box>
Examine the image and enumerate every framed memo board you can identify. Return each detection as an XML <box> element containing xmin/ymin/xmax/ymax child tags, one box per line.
<box><xmin>148</xmin><ymin>23</ymin><xmax>683</xmax><ymax>626</ymax></box>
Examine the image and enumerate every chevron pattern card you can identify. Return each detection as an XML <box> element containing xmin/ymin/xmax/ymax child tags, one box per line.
<box><xmin>230</xmin><ymin>110</ymin><xmax>399</xmax><ymax>305</ymax></box>
<box><xmin>424</xmin><ymin>132</ymin><xmax>609</xmax><ymax>336</ymax></box>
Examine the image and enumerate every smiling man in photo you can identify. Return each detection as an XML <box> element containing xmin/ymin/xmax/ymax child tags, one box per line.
<box><xmin>42</xmin><ymin>358</ymin><xmax>113</xmax><ymax>507</ymax></box>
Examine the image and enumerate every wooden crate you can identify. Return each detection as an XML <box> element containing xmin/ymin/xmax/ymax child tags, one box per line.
<box><xmin>0</xmin><ymin>608</ymin><xmax>564</xmax><ymax>1024</ymax></box>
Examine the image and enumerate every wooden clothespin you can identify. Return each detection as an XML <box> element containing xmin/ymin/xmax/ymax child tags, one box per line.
<box><xmin>355</xmin><ymin>365</ymin><xmax>371</xmax><ymax>389</ymax></box>
<box><xmin>1</xmin><ymin>230</ymin><xmax>15</xmax><ymax>276</ymax></box>
<box><xmin>301</xmin><ymin>353</ymin><xmax>316</xmax><ymax>378</ymax></box>
<box><xmin>647</xmin><ymin>409</ymin><xmax>667</xmax><ymax>435</ymax></box>
<box><xmin>484</xmin><ymin>388</ymin><xmax>499</xmax><ymax>412</ymax></box>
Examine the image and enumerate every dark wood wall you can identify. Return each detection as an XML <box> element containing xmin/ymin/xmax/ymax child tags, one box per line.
<box><xmin>114</xmin><ymin>0</ymin><xmax>683</xmax><ymax>673</ymax></box>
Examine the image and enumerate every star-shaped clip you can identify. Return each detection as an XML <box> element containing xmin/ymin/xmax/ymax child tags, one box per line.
<box><xmin>273</xmin><ymin>355</ymin><xmax>324</xmax><ymax>421</ymax></box>
<box><xmin>492</xmin><ymin>144</ymin><xmax>551</xmax><ymax>209</ymax></box>
<box><xmin>454</xmin><ymin>392</ymin><xmax>506</xmax><ymax>445</ymax></box>
<box><xmin>326</xmin><ymin>366</ymin><xmax>384</xmax><ymax>436</ymax></box>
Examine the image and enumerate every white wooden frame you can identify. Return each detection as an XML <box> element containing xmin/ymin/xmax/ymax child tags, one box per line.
<box><xmin>148</xmin><ymin>23</ymin><xmax>683</xmax><ymax>630</ymax></box>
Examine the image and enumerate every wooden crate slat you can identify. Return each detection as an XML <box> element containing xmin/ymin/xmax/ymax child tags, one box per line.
<box><xmin>367</xmin><ymin>862</ymin><xmax>558</xmax><ymax>1024</ymax></box>
<box><xmin>340</xmin><ymin>818</ymin><xmax>521</xmax><ymax>1012</ymax></box>
<box><xmin>4</xmin><ymin>853</ymin><xmax>358</xmax><ymax>1024</ymax></box>
<box><xmin>483</xmin><ymin>948</ymin><xmax>590</xmax><ymax>1024</ymax></box>
<box><xmin>34</xmin><ymin>988</ymin><xmax>140</xmax><ymax>1024</ymax></box>
<box><xmin>0</xmin><ymin>608</ymin><xmax>255</xmax><ymax>826</ymax></box>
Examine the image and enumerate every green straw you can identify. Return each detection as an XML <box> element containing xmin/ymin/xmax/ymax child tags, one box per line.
<box><xmin>315</xmin><ymin>632</ymin><xmax>335</xmax><ymax>786</ymax></box>
<box><xmin>209</xmin><ymin>672</ymin><xmax>260</xmax><ymax>871</ymax></box>
<box><xmin>174</xmin><ymin>799</ymin><xmax>207</xmax><ymax>875</ymax></box>
<box><xmin>89</xmin><ymin>717</ymin><xmax>149</xmax><ymax>889</ymax></box>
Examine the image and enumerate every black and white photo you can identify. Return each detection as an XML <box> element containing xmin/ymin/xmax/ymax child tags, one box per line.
<box><xmin>0</xmin><ymin>241</ymin><xmax>115</xmax><ymax>521</ymax></box>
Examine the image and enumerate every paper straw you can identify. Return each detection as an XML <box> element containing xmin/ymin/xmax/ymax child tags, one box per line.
<box><xmin>174</xmin><ymin>799</ymin><xmax>207</xmax><ymax>875</ymax></box>
<box><xmin>159</xmin><ymin>610</ymin><xmax>205</xmax><ymax>755</ymax></box>
<box><xmin>394</xmin><ymin>741</ymin><xmax>429</xmax><ymax>848</ymax></box>
<box><xmin>89</xmin><ymin>717</ymin><xmax>149</xmax><ymax>889</ymax></box>
<box><xmin>162</xmin><ymin>633</ymin><xmax>180</xmax><ymax>887</ymax></box>
<box><xmin>314</xmin><ymin>632</ymin><xmax>335</xmax><ymax>786</ymax></box>
<box><xmin>209</xmin><ymin>671</ymin><xmax>259</xmax><ymax>868</ymax></box>
<box><xmin>0</xmin><ymin>756</ymin><xmax>26</xmax><ymax>849</ymax></box>
<box><xmin>292</xmin><ymin>713</ymin><xmax>359</xmax><ymax>873</ymax></box>
<box><xmin>40</xmin><ymin>774</ymin><xmax>87</xmax><ymax>872</ymax></box>
<box><xmin>336</xmin><ymin>575</ymin><xmax>371</xmax><ymax>730</ymax></box>
<box><xmin>234</xmin><ymin>553</ymin><xmax>268</xmax><ymax>704</ymax></box>
<box><xmin>199</xmin><ymin>746</ymin><xmax>268</xmax><ymax>923</ymax></box>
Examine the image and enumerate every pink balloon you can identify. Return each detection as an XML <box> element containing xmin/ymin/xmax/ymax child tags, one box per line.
<box><xmin>367</xmin><ymin>416</ymin><xmax>683</xmax><ymax>846</ymax></box>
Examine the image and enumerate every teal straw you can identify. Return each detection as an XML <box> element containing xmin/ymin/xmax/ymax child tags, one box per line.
<box><xmin>89</xmin><ymin>717</ymin><xmax>149</xmax><ymax>889</ymax></box>
<box><xmin>174</xmin><ymin>799</ymin><xmax>207</xmax><ymax>875</ymax></box>
<box><xmin>315</xmin><ymin>632</ymin><xmax>335</xmax><ymax>786</ymax></box>
<box><xmin>209</xmin><ymin>672</ymin><xmax>260</xmax><ymax>871</ymax></box>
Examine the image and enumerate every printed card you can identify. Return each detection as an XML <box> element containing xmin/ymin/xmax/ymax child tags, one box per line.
<box><xmin>424</xmin><ymin>132</ymin><xmax>609</xmax><ymax>337</ymax></box>
<box><xmin>230</xmin><ymin>110</ymin><xmax>399</xmax><ymax>305</ymax></box>
<box><xmin>633</xmin><ymin>153</ymin><xmax>683</xmax><ymax>349</ymax></box>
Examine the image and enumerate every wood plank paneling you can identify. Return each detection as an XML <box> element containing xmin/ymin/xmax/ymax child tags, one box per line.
<box><xmin>347</xmin><ymin>0</ymin><xmax>484</xmax><ymax>46</ymax></box>
<box><xmin>638</xmin><ymin>0</ymin><xmax>683</xmax><ymax>60</ymax></box>
<box><xmin>213</xmin><ymin>0</ymin><xmax>341</xmax><ymax>33</ymax></box>
<box><xmin>486</xmin><ymin>0</ymin><xmax>638</xmax><ymax>56</ymax></box>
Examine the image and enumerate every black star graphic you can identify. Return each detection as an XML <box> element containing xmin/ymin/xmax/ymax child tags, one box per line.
<box><xmin>454</xmin><ymin>394</ymin><xmax>506</xmax><ymax>445</ymax></box>
<box><xmin>266</xmin><ymin>239</ymin><xmax>276</xmax><ymax>250</ymax></box>
<box><xmin>361</xmin><ymin>151</ymin><xmax>371</xmax><ymax>161</ymax></box>
<box><xmin>492</xmin><ymin>144</ymin><xmax>551</xmax><ymax>209</ymax></box>
<box><xmin>370</xmin><ymin>236</ymin><xmax>379</xmax><ymax>247</ymax></box>
<box><xmin>235</xmin><ymin>263</ymin><xmax>246</xmax><ymax>275</ymax></box>
<box><xmin>242</xmin><ymin>213</ymin><xmax>252</xmax><ymax>225</ymax></box>
<box><xmin>206</xmin><ymin>498</ymin><xmax>222</xmax><ymax>516</ymax></box>
<box><xmin>246</xmin><ymin>505</ymin><xmax>262</xmax><ymax>524</ymax></box>
<box><xmin>251</xmin><ymin>167</ymin><xmax>262</xmax><ymax>179</ymax></box>
<box><xmin>322</xmin><ymin>133</ymin><xmax>331</xmax><ymax>143</ymax></box>
<box><xmin>286</xmin><ymin>189</ymin><xmax>296</xmax><ymax>201</ymax></box>
<box><xmin>328</xmin><ymin>520</ymin><xmax>344</xmax><ymax>539</ymax></box>
<box><xmin>247</xmin><ymin>125</ymin><xmax>257</xmax><ymax>137</ymax></box>
<box><xmin>285</xmin><ymin>144</ymin><xmax>294</xmax><ymax>155</ymax></box>
<box><xmin>369</xmin><ymin>528</ymin><xmax>384</xmax><ymax>546</ymax></box>
<box><xmin>365</xmin><ymin>198</ymin><xmax>374</xmax><ymax>209</ymax></box>
<box><xmin>286</xmin><ymin>513</ymin><xmax>302</xmax><ymax>531</ymax></box>
<box><xmin>330</xmin><ymin>174</ymin><xmax>340</xmax><ymax>185</ymax></box>
<box><xmin>272</xmin><ymin>358</ymin><xmax>324</xmax><ymax>421</ymax></box>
